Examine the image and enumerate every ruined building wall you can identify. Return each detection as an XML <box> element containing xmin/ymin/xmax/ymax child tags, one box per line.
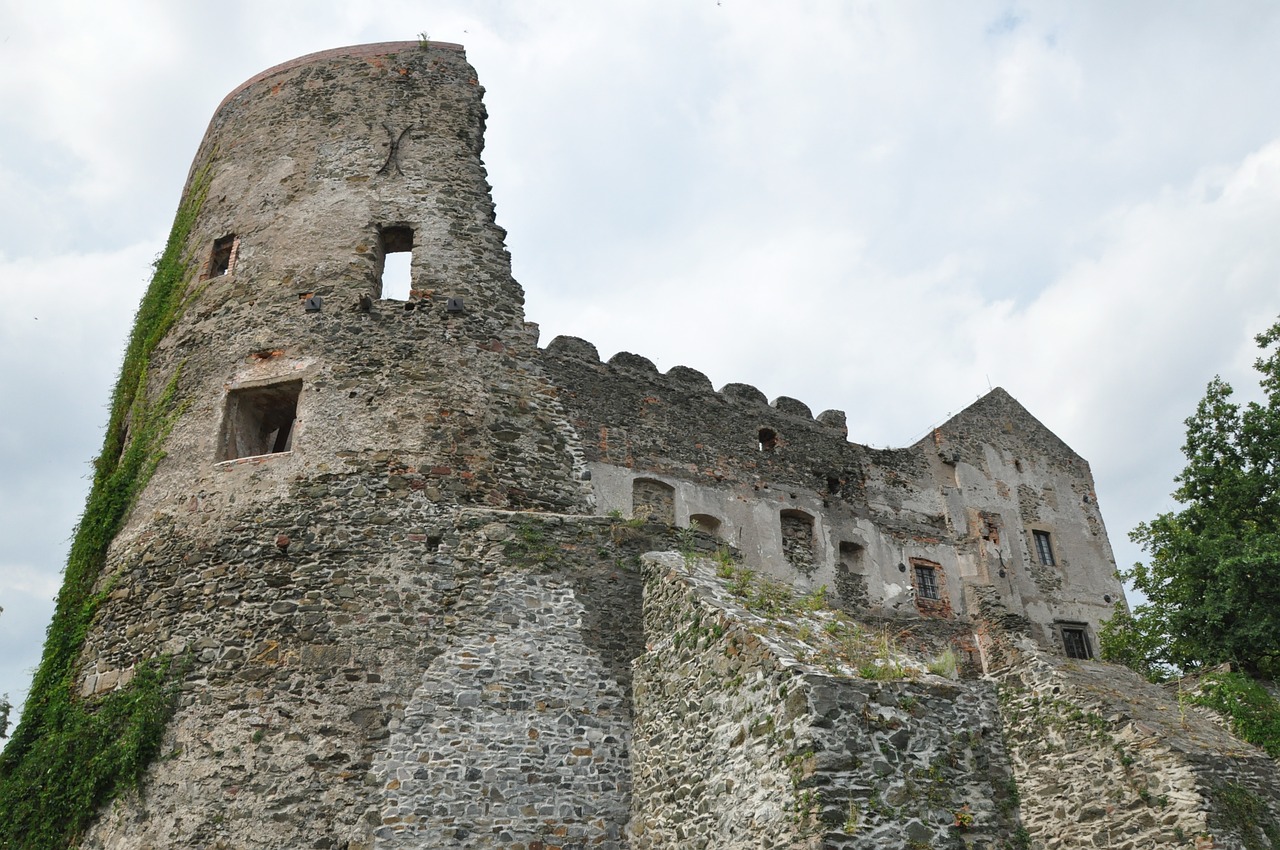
<box><xmin>542</xmin><ymin>336</ymin><xmax>1123</xmax><ymax>653</ymax></box>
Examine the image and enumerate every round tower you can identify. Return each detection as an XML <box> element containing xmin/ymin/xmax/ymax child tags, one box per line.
<box><xmin>4</xmin><ymin>43</ymin><xmax>623</xmax><ymax>850</ymax></box>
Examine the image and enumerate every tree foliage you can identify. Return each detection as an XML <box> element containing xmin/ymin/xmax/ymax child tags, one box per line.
<box><xmin>1105</xmin><ymin>319</ymin><xmax>1280</xmax><ymax>678</ymax></box>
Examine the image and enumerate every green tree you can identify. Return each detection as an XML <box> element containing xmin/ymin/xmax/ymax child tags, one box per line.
<box><xmin>0</xmin><ymin>607</ymin><xmax>7</xmax><ymax>738</ymax></box>
<box><xmin>1106</xmin><ymin>319</ymin><xmax>1280</xmax><ymax>679</ymax></box>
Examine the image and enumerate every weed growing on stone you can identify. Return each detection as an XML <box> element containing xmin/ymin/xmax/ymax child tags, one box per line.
<box><xmin>783</xmin><ymin>749</ymin><xmax>822</xmax><ymax>837</ymax></box>
<box><xmin>1211</xmin><ymin>782</ymin><xmax>1280</xmax><ymax>850</ymax></box>
<box><xmin>1006</xmin><ymin>825</ymin><xmax>1032</xmax><ymax>850</ymax></box>
<box><xmin>798</xmin><ymin>585</ymin><xmax>828</xmax><ymax>611</ymax></box>
<box><xmin>747</xmin><ymin>578</ymin><xmax>794</xmax><ymax>615</ymax></box>
<box><xmin>927</xmin><ymin>648</ymin><xmax>958</xmax><ymax>678</ymax></box>
<box><xmin>841</xmin><ymin>800</ymin><xmax>860</xmax><ymax>834</ymax></box>
<box><xmin>675</xmin><ymin>525</ymin><xmax>698</xmax><ymax>568</ymax></box>
<box><xmin>505</xmin><ymin>521</ymin><xmax>559</xmax><ymax>567</ymax></box>
<box><xmin>727</xmin><ymin>566</ymin><xmax>756</xmax><ymax>598</ymax></box>
<box><xmin>848</xmin><ymin>627</ymin><xmax>908</xmax><ymax>680</ymax></box>
<box><xmin>997</xmin><ymin>776</ymin><xmax>1021</xmax><ymax>814</ymax></box>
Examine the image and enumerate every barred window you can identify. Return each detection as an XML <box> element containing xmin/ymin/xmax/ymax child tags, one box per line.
<box><xmin>914</xmin><ymin>564</ymin><xmax>940</xmax><ymax>601</ymax></box>
<box><xmin>1061</xmin><ymin>625</ymin><xmax>1093</xmax><ymax>660</ymax></box>
<box><xmin>1033</xmin><ymin>530</ymin><xmax>1055</xmax><ymax>566</ymax></box>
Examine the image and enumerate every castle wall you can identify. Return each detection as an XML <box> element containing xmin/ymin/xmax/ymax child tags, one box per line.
<box><xmin>80</xmin><ymin>508</ymin><xmax>663</xmax><ymax>849</ymax></box>
<box><xmin>996</xmin><ymin>646</ymin><xmax>1280</xmax><ymax>849</ymax></box>
<box><xmin>117</xmin><ymin>42</ymin><xmax>590</xmax><ymax>559</ymax></box>
<box><xmin>632</xmin><ymin>552</ymin><xmax>1023</xmax><ymax>849</ymax></box>
<box><xmin>541</xmin><ymin>335</ymin><xmax>1124</xmax><ymax>654</ymax></box>
<box><xmin>926</xmin><ymin>389</ymin><xmax>1123</xmax><ymax>651</ymax></box>
<box><xmin>634</xmin><ymin>549</ymin><xmax>1280</xmax><ymax>850</ymax></box>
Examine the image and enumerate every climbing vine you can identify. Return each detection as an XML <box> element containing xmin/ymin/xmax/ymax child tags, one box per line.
<box><xmin>0</xmin><ymin>160</ymin><xmax>213</xmax><ymax>849</ymax></box>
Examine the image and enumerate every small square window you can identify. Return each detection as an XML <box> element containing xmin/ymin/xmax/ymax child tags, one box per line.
<box><xmin>1061</xmin><ymin>625</ymin><xmax>1092</xmax><ymax>660</ymax></box>
<box><xmin>914</xmin><ymin>564</ymin><xmax>940</xmax><ymax>601</ymax></box>
<box><xmin>1033</xmin><ymin>530</ymin><xmax>1055</xmax><ymax>566</ymax></box>
<box><xmin>218</xmin><ymin>381</ymin><xmax>301</xmax><ymax>461</ymax></box>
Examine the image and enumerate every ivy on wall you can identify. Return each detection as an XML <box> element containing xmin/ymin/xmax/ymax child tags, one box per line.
<box><xmin>0</xmin><ymin>162</ymin><xmax>212</xmax><ymax>849</ymax></box>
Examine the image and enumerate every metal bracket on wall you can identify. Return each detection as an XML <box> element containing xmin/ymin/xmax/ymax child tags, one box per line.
<box><xmin>378</xmin><ymin>123</ymin><xmax>414</xmax><ymax>176</ymax></box>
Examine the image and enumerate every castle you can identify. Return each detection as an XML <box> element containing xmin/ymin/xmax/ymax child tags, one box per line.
<box><xmin>8</xmin><ymin>42</ymin><xmax>1280</xmax><ymax>849</ymax></box>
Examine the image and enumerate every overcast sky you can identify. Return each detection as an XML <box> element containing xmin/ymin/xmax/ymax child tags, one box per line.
<box><xmin>2</xmin><ymin>1</ymin><xmax>1280</xmax><ymax>723</ymax></box>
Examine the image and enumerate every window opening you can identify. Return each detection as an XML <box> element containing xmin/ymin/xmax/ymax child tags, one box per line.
<box><xmin>910</xmin><ymin>557</ymin><xmax>951</xmax><ymax>616</ymax></box>
<box><xmin>378</xmin><ymin>225</ymin><xmax>414</xmax><ymax>300</ymax></box>
<box><xmin>914</xmin><ymin>564</ymin><xmax>940</xmax><ymax>601</ymax></box>
<box><xmin>1061</xmin><ymin>625</ymin><xmax>1092</xmax><ymax>660</ymax></box>
<box><xmin>1033</xmin><ymin>530</ymin><xmax>1055</xmax><ymax>566</ymax></box>
<box><xmin>218</xmin><ymin>380</ymin><xmax>302</xmax><ymax>461</ymax></box>
<box><xmin>981</xmin><ymin>513</ymin><xmax>1002</xmax><ymax>545</ymax></box>
<box><xmin>758</xmin><ymin>427</ymin><xmax>778</xmax><ymax>452</ymax></box>
<box><xmin>208</xmin><ymin>234</ymin><xmax>237</xmax><ymax>278</ymax></box>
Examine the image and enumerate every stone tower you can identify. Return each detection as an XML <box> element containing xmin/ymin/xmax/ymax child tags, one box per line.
<box><xmin>9</xmin><ymin>41</ymin><xmax>1280</xmax><ymax>850</ymax></box>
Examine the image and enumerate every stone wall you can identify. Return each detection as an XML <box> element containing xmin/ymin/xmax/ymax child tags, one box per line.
<box><xmin>79</xmin><ymin>508</ymin><xmax>675</xmax><ymax>849</ymax></box>
<box><xmin>541</xmin><ymin>336</ymin><xmax>1124</xmax><ymax>646</ymax></box>
<box><xmin>65</xmin><ymin>494</ymin><xmax>1280</xmax><ymax>850</ymax></box>
<box><xmin>632</xmin><ymin>552</ymin><xmax>1024</xmax><ymax>849</ymax></box>
<box><xmin>996</xmin><ymin>645</ymin><xmax>1280</xmax><ymax>850</ymax></box>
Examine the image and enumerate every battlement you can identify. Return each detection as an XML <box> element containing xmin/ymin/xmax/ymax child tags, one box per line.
<box><xmin>545</xmin><ymin>333</ymin><xmax>850</xmax><ymax>434</ymax></box>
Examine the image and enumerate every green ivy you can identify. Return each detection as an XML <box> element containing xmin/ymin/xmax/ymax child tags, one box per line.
<box><xmin>0</xmin><ymin>160</ymin><xmax>212</xmax><ymax>849</ymax></box>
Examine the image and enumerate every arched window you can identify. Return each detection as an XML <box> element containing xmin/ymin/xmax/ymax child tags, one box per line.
<box><xmin>689</xmin><ymin>514</ymin><xmax>721</xmax><ymax>536</ymax></box>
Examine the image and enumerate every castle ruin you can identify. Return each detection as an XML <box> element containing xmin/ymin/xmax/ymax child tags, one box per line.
<box><xmin>9</xmin><ymin>42</ymin><xmax>1280</xmax><ymax>850</ymax></box>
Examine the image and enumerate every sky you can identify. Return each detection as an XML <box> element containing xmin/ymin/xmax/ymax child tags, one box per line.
<box><xmin>3</xmin><ymin>0</ymin><xmax>1280</xmax><ymax>723</ymax></box>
